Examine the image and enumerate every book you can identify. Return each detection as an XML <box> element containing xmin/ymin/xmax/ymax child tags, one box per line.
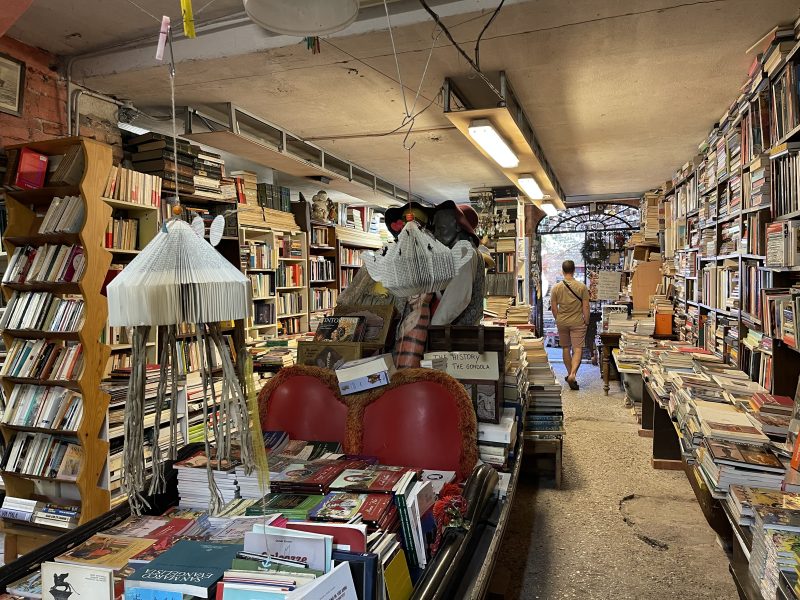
<box><xmin>123</xmin><ymin>540</ymin><xmax>243</xmax><ymax>598</ymax></box>
<box><xmin>335</xmin><ymin>354</ymin><xmax>395</xmax><ymax>395</ymax></box>
<box><xmin>56</xmin><ymin>534</ymin><xmax>156</xmax><ymax>571</ymax></box>
<box><xmin>14</xmin><ymin>147</ymin><xmax>49</xmax><ymax>190</ymax></box>
<box><xmin>245</xmin><ymin>525</ymin><xmax>332</xmax><ymax>573</ymax></box>
<box><xmin>41</xmin><ymin>561</ymin><xmax>114</xmax><ymax>600</ymax></box>
<box><xmin>6</xmin><ymin>570</ymin><xmax>42</xmax><ymax>599</ymax></box>
<box><xmin>329</xmin><ymin>468</ymin><xmax>405</xmax><ymax>494</ymax></box>
<box><xmin>314</xmin><ymin>316</ymin><xmax>366</xmax><ymax>343</ymax></box>
<box><xmin>309</xmin><ymin>492</ymin><xmax>393</xmax><ymax>524</ymax></box>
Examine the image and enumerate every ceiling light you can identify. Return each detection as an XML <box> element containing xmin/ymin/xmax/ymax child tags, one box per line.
<box><xmin>517</xmin><ymin>174</ymin><xmax>544</xmax><ymax>200</ymax></box>
<box><xmin>540</xmin><ymin>201</ymin><xmax>558</xmax><ymax>216</ymax></box>
<box><xmin>467</xmin><ymin>119</ymin><xmax>519</xmax><ymax>168</ymax></box>
<box><xmin>243</xmin><ymin>0</ymin><xmax>359</xmax><ymax>36</ymax></box>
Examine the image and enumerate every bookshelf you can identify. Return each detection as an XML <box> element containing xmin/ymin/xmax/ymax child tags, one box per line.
<box><xmin>1</xmin><ymin>137</ymin><xmax>113</xmax><ymax>538</ymax></box>
<box><xmin>276</xmin><ymin>229</ymin><xmax>309</xmax><ymax>336</ymax></box>
<box><xmin>658</xmin><ymin>37</ymin><xmax>800</xmax><ymax>396</ymax></box>
<box><xmin>239</xmin><ymin>225</ymin><xmax>278</xmax><ymax>343</ymax></box>
<box><xmin>335</xmin><ymin>225</ymin><xmax>383</xmax><ymax>296</ymax></box>
<box><xmin>308</xmin><ymin>222</ymin><xmax>338</xmax><ymax>332</ymax></box>
<box><xmin>100</xmin><ymin>195</ymin><xmax>160</xmax><ymax>374</ymax></box>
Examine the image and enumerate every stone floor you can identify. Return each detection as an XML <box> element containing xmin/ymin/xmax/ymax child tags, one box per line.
<box><xmin>494</xmin><ymin>356</ymin><xmax>738</xmax><ymax>600</ymax></box>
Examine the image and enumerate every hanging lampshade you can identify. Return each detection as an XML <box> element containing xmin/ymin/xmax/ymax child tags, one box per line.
<box><xmin>107</xmin><ymin>219</ymin><xmax>251</xmax><ymax>327</ymax></box>
<box><xmin>243</xmin><ymin>0</ymin><xmax>359</xmax><ymax>36</ymax></box>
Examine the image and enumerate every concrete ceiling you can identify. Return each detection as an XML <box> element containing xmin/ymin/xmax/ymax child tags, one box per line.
<box><xmin>8</xmin><ymin>0</ymin><xmax>800</xmax><ymax>203</ymax></box>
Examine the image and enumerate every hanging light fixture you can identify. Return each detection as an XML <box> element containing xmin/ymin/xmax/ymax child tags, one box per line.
<box><xmin>516</xmin><ymin>174</ymin><xmax>544</xmax><ymax>200</ymax></box>
<box><xmin>243</xmin><ymin>0</ymin><xmax>360</xmax><ymax>36</ymax></box>
<box><xmin>539</xmin><ymin>200</ymin><xmax>559</xmax><ymax>216</ymax></box>
<box><xmin>467</xmin><ymin>119</ymin><xmax>519</xmax><ymax>168</ymax></box>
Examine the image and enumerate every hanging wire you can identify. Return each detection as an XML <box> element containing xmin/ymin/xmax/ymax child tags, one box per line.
<box><xmin>474</xmin><ymin>0</ymin><xmax>505</xmax><ymax>70</ymax></box>
<box><xmin>123</xmin><ymin>0</ymin><xmax>162</xmax><ymax>22</ymax></box>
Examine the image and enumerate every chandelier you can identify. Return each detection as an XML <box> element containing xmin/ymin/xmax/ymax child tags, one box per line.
<box><xmin>470</xmin><ymin>188</ymin><xmax>510</xmax><ymax>241</ymax></box>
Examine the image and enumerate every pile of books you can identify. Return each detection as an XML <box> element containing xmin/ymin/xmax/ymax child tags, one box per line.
<box><xmin>507</xmin><ymin>304</ymin><xmax>531</xmax><ymax>325</ymax></box>
<box><xmin>175</xmin><ymin>451</ymin><xmax>240</xmax><ymax>509</ymax></box>
<box><xmin>485</xmin><ymin>295</ymin><xmax>513</xmax><ymax>319</ymax></box>
<box><xmin>617</xmin><ymin>332</ymin><xmax>656</xmax><ymax>368</ymax></box>
<box><xmin>0</xmin><ymin>496</ymin><xmax>80</xmax><ymax>530</ymax></box>
<box><xmin>521</xmin><ymin>335</ymin><xmax>564</xmax><ymax>442</ymax></box>
<box><xmin>193</xmin><ymin>149</ymin><xmax>225</xmax><ymax>200</ymax></box>
<box><xmin>231</xmin><ymin>169</ymin><xmax>257</xmax><ymax>203</ymax></box>
<box><xmin>125</xmin><ymin>132</ymin><xmax>197</xmax><ymax>197</ymax></box>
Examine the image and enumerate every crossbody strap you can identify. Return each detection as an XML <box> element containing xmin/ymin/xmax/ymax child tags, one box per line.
<box><xmin>562</xmin><ymin>280</ymin><xmax>584</xmax><ymax>303</ymax></box>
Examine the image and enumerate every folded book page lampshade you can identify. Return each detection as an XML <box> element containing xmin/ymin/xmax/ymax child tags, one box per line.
<box><xmin>363</xmin><ymin>220</ymin><xmax>473</xmax><ymax>298</ymax></box>
<box><xmin>107</xmin><ymin>219</ymin><xmax>260</xmax><ymax>514</ymax></box>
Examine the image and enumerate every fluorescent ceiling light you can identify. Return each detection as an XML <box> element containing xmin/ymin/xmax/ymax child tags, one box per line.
<box><xmin>467</xmin><ymin>119</ymin><xmax>519</xmax><ymax>168</ymax></box>
<box><xmin>118</xmin><ymin>122</ymin><xmax>149</xmax><ymax>135</ymax></box>
<box><xmin>517</xmin><ymin>174</ymin><xmax>544</xmax><ymax>200</ymax></box>
<box><xmin>540</xmin><ymin>201</ymin><xmax>558</xmax><ymax>216</ymax></box>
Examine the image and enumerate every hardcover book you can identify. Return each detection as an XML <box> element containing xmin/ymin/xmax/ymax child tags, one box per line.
<box><xmin>56</xmin><ymin>534</ymin><xmax>156</xmax><ymax>571</ymax></box>
<box><xmin>314</xmin><ymin>316</ymin><xmax>366</xmax><ymax>343</ymax></box>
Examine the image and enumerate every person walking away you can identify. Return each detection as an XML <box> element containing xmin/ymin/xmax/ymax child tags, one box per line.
<box><xmin>550</xmin><ymin>260</ymin><xmax>590</xmax><ymax>390</ymax></box>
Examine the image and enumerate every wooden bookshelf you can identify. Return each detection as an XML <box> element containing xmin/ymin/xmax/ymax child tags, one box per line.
<box><xmin>335</xmin><ymin>226</ymin><xmax>382</xmax><ymax>295</ymax></box>
<box><xmin>308</xmin><ymin>222</ymin><xmax>338</xmax><ymax>332</ymax></box>
<box><xmin>1</xmin><ymin>137</ymin><xmax>113</xmax><ymax>547</ymax></box>
<box><xmin>657</xmin><ymin>43</ymin><xmax>800</xmax><ymax>394</ymax></box>
<box><xmin>239</xmin><ymin>225</ymin><xmax>279</xmax><ymax>343</ymax></box>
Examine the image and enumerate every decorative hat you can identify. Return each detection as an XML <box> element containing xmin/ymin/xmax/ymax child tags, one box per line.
<box><xmin>384</xmin><ymin>202</ymin><xmax>434</xmax><ymax>239</ymax></box>
<box><xmin>435</xmin><ymin>200</ymin><xmax>480</xmax><ymax>246</ymax></box>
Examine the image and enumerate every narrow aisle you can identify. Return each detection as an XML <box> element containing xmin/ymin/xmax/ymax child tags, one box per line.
<box><xmin>496</xmin><ymin>359</ymin><xmax>737</xmax><ymax>600</ymax></box>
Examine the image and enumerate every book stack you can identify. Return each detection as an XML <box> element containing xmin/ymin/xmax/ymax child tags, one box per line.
<box><xmin>125</xmin><ymin>132</ymin><xmax>197</xmax><ymax>197</ymax></box>
<box><xmin>477</xmin><ymin>408</ymin><xmax>518</xmax><ymax>470</ymax></box>
<box><xmin>617</xmin><ymin>332</ymin><xmax>656</xmax><ymax>367</ymax></box>
<box><xmin>696</xmin><ymin>438</ymin><xmax>784</xmax><ymax>497</ymax></box>
<box><xmin>193</xmin><ymin>149</ymin><xmax>225</xmax><ymax>200</ymax></box>
<box><xmin>640</xmin><ymin>192</ymin><xmax>660</xmax><ymax>244</ymax></box>
<box><xmin>175</xmin><ymin>451</ymin><xmax>240</xmax><ymax>509</ymax></box>
<box><xmin>727</xmin><ymin>486</ymin><xmax>800</xmax><ymax>526</ymax></box>
<box><xmin>507</xmin><ymin>304</ymin><xmax>531</xmax><ymax>325</ymax></box>
<box><xmin>231</xmin><ymin>170</ymin><xmax>257</xmax><ymax>203</ymax></box>
<box><xmin>335</xmin><ymin>354</ymin><xmax>395</xmax><ymax>395</ymax></box>
<box><xmin>521</xmin><ymin>335</ymin><xmax>564</xmax><ymax>441</ymax></box>
<box><xmin>33</xmin><ymin>502</ymin><xmax>81</xmax><ymax>529</ymax></box>
<box><xmin>485</xmin><ymin>295</ymin><xmax>512</xmax><ymax>319</ymax></box>
<box><xmin>0</xmin><ymin>496</ymin><xmax>41</xmax><ymax>522</ymax></box>
<box><xmin>749</xmin><ymin>508</ymin><xmax>800</xmax><ymax>600</ymax></box>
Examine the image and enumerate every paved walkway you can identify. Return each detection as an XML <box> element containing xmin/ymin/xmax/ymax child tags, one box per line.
<box><xmin>495</xmin><ymin>358</ymin><xmax>737</xmax><ymax>599</ymax></box>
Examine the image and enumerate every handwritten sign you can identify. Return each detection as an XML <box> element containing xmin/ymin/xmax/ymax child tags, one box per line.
<box><xmin>596</xmin><ymin>271</ymin><xmax>622</xmax><ymax>301</ymax></box>
<box><xmin>422</xmin><ymin>351</ymin><xmax>499</xmax><ymax>381</ymax></box>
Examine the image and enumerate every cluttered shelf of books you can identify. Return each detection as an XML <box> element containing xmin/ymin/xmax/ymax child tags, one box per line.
<box><xmin>606</xmin><ymin>22</ymin><xmax>800</xmax><ymax>600</ymax></box>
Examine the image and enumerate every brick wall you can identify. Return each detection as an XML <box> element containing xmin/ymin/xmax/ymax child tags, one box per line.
<box><xmin>0</xmin><ymin>35</ymin><xmax>67</xmax><ymax>148</ymax></box>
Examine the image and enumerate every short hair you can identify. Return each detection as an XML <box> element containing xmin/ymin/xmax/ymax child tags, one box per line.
<box><xmin>562</xmin><ymin>260</ymin><xmax>575</xmax><ymax>274</ymax></box>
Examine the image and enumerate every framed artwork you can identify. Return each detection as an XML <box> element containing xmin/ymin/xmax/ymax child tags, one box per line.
<box><xmin>0</xmin><ymin>54</ymin><xmax>25</xmax><ymax>117</ymax></box>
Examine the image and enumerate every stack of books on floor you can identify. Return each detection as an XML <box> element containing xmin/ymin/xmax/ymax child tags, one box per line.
<box><xmin>485</xmin><ymin>295</ymin><xmax>513</xmax><ymax>319</ymax></box>
<box><xmin>521</xmin><ymin>335</ymin><xmax>564</xmax><ymax>441</ymax></box>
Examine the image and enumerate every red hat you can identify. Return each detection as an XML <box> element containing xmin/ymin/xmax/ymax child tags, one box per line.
<box><xmin>436</xmin><ymin>200</ymin><xmax>480</xmax><ymax>245</ymax></box>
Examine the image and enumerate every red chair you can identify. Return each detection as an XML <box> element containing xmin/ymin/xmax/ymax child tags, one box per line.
<box><xmin>257</xmin><ymin>366</ymin><xmax>349</xmax><ymax>444</ymax></box>
<box><xmin>354</xmin><ymin>369</ymin><xmax>477</xmax><ymax>481</ymax></box>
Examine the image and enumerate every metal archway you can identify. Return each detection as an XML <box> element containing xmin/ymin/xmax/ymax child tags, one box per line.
<box><xmin>531</xmin><ymin>203</ymin><xmax>641</xmax><ymax>337</ymax></box>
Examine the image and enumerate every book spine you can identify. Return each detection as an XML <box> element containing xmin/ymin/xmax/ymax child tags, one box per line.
<box><xmin>394</xmin><ymin>493</ymin><xmax>419</xmax><ymax>570</ymax></box>
<box><xmin>0</xmin><ymin>508</ymin><xmax>33</xmax><ymax>521</ymax></box>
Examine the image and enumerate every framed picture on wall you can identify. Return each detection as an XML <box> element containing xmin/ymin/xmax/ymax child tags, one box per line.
<box><xmin>0</xmin><ymin>53</ymin><xmax>25</xmax><ymax>117</ymax></box>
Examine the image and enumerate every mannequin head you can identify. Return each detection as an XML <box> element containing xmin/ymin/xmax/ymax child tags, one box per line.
<box><xmin>433</xmin><ymin>201</ymin><xmax>480</xmax><ymax>248</ymax></box>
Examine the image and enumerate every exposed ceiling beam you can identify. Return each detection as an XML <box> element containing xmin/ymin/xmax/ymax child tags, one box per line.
<box><xmin>0</xmin><ymin>0</ymin><xmax>32</xmax><ymax>37</ymax></box>
<box><xmin>70</xmin><ymin>0</ymin><xmax>528</xmax><ymax>81</ymax></box>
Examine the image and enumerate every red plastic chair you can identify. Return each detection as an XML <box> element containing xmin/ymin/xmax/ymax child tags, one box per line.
<box><xmin>358</xmin><ymin>370</ymin><xmax>477</xmax><ymax>480</ymax></box>
<box><xmin>257</xmin><ymin>366</ymin><xmax>348</xmax><ymax>444</ymax></box>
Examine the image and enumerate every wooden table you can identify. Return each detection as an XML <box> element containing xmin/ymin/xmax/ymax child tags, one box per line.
<box><xmin>643</xmin><ymin>381</ymin><xmax>683</xmax><ymax>470</ymax></box>
<box><xmin>599</xmin><ymin>332</ymin><xmax>621</xmax><ymax>395</ymax></box>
